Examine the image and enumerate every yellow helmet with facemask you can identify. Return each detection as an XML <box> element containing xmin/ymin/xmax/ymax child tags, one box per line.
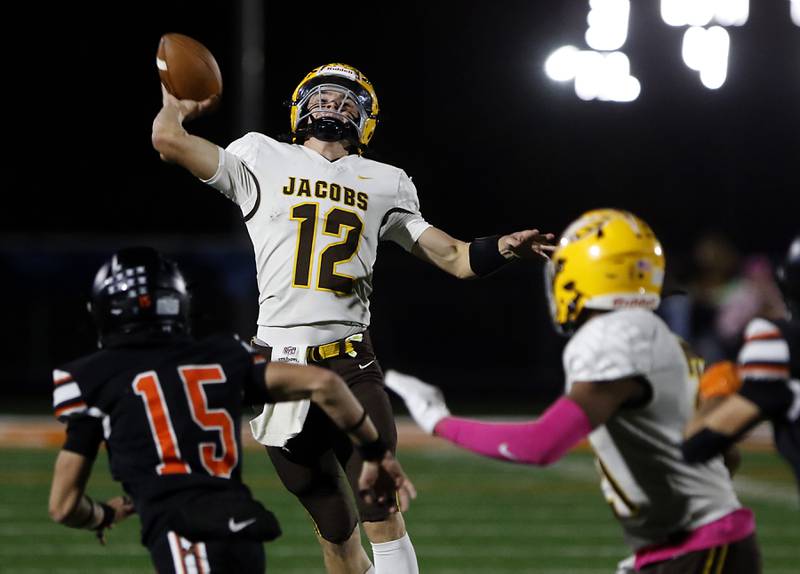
<box><xmin>545</xmin><ymin>209</ymin><xmax>665</xmax><ymax>335</ymax></box>
<box><xmin>290</xmin><ymin>63</ymin><xmax>379</xmax><ymax>149</ymax></box>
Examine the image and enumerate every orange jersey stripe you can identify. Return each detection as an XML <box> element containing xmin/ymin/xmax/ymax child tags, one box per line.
<box><xmin>53</xmin><ymin>375</ymin><xmax>73</xmax><ymax>387</ymax></box>
<box><xmin>55</xmin><ymin>401</ymin><xmax>86</xmax><ymax>417</ymax></box>
<box><xmin>744</xmin><ymin>331</ymin><xmax>782</xmax><ymax>342</ymax></box>
<box><xmin>740</xmin><ymin>364</ymin><xmax>790</xmax><ymax>376</ymax></box>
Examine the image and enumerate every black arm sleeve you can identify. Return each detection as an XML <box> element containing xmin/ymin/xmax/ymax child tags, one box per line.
<box><xmin>242</xmin><ymin>361</ymin><xmax>274</xmax><ymax>406</ymax></box>
<box><xmin>739</xmin><ymin>379</ymin><xmax>794</xmax><ymax>418</ymax></box>
<box><xmin>682</xmin><ymin>428</ymin><xmax>736</xmax><ymax>464</ymax></box>
<box><xmin>63</xmin><ymin>417</ymin><xmax>104</xmax><ymax>459</ymax></box>
<box><xmin>468</xmin><ymin>235</ymin><xmax>511</xmax><ymax>277</ymax></box>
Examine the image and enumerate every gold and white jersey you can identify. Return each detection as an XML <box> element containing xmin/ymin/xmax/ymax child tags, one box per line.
<box><xmin>203</xmin><ymin>133</ymin><xmax>431</xmax><ymax>332</ymax></box>
<box><xmin>563</xmin><ymin>308</ymin><xmax>741</xmax><ymax>550</ymax></box>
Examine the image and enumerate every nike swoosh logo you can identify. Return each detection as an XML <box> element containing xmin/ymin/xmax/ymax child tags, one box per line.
<box><xmin>498</xmin><ymin>442</ymin><xmax>517</xmax><ymax>461</ymax></box>
<box><xmin>228</xmin><ymin>517</ymin><xmax>257</xmax><ymax>533</ymax></box>
<box><xmin>357</xmin><ymin>175</ymin><xmax>373</xmax><ymax>180</ymax></box>
<box><xmin>359</xmin><ymin>360</ymin><xmax>375</xmax><ymax>369</ymax></box>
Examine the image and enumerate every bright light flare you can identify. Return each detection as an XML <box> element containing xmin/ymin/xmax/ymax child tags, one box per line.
<box><xmin>662</xmin><ymin>0</ymin><xmax>748</xmax><ymax>27</ymax></box>
<box><xmin>792</xmin><ymin>0</ymin><xmax>800</xmax><ymax>26</ymax></box>
<box><xmin>715</xmin><ymin>0</ymin><xmax>749</xmax><ymax>26</ymax></box>
<box><xmin>545</xmin><ymin>46</ymin><xmax>580</xmax><ymax>81</ymax></box>
<box><xmin>585</xmin><ymin>0</ymin><xmax>630</xmax><ymax>51</ymax></box>
<box><xmin>682</xmin><ymin>26</ymin><xmax>730</xmax><ymax>89</ymax></box>
<box><xmin>573</xmin><ymin>51</ymin><xmax>640</xmax><ymax>102</ymax></box>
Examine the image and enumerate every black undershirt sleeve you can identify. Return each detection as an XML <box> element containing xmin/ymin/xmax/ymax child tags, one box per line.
<box><xmin>63</xmin><ymin>416</ymin><xmax>104</xmax><ymax>459</ymax></box>
<box><xmin>243</xmin><ymin>362</ymin><xmax>274</xmax><ymax>406</ymax></box>
<box><xmin>739</xmin><ymin>379</ymin><xmax>794</xmax><ymax>418</ymax></box>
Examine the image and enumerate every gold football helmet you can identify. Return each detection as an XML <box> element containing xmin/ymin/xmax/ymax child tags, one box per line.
<box><xmin>290</xmin><ymin>63</ymin><xmax>379</xmax><ymax>148</ymax></box>
<box><xmin>545</xmin><ymin>209</ymin><xmax>665</xmax><ymax>334</ymax></box>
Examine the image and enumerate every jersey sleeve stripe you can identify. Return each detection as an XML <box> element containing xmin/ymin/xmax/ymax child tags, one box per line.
<box><xmin>53</xmin><ymin>369</ymin><xmax>73</xmax><ymax>387</ymax></box>
<box><xmin>738</xmin><ymin>339</ymin><xmax>790</xmax><ymax>365</ymax></box>
<box><xmin>739</xmin><ymin>364</ymin><xmax>791</xmax><ymax>379</ymax></box>
<box><xmin>241</xmin><ymin>164</ymin><xmax>261</xmax><ymax>222</ymax></box>
<box><xmin>55</xmin><ymin>400</ymin><xmax>88</xmax><ymax>419</ymax></box>
<box><xmin>743</xmin><ymin>318</ymin><xmax>781</xmax><ymax>340</ymax></box>
<box><xmin>53</xmin><ymin>382</ymin><xmax>83</xmax><ymax>407</ymax></box>
<box><xmin>745</xmin><ymin>331</ymin><xmax>782</xmax><ymax>342</ymax></box>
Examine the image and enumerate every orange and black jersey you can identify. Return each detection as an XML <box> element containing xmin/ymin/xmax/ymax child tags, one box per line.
<box><xmin>737</xmin><ymin>317</ymin><xmax>800</xmax><ymax>492</ymax></box>
<box><xmin>51</xmin><ymin>334</ymin><xmax>271</xmax><ymax>543</ymax></box>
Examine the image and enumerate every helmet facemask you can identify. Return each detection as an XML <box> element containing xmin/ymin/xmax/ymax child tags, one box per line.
<box><xmin>89</xmin><ymin>247</ymin><xmax>191</xmax><ymax>348</ymax></box>
<box><xmin>295</xmin><ymin>82</ymin><xmax>371</xmax><ymax>146</ymax></box>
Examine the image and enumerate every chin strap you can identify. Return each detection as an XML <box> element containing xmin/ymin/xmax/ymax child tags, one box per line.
<box><xmin>306</xmin><ymin>117</ymin><xmax>360</xmax><ymax>146</ymax></box>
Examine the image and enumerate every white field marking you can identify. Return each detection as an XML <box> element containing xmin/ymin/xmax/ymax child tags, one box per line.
<box><xmin>523</xmin><ymin>454</ymin><xmax>798</xmax><ymax>506</ymax></box>
<box><xmin>10</xmin><ymin>570</ymin><xmax>800</xmax><ymax>574</ymax></box>
<box><xmin>6</xmin><ymin>521</ymin><xmax>793</xmax><ymax>540</ymax></box>
<box><xmin>428</xmin><ymin>570</ymin><xmax>800</xmax><ymax>574</ymax></box>
<box><xmin>406</xmin><ymin>450</ymin><xmax>796</xmax><ymax>507</ymax></box>
<box><xmin>6</xmin><ymin>571</ymin><xmax>152</xmax><ymax>574</ymax></box>
<box><xmin>0</xmin><ymin>544</ymin><xmax>145</xmax><ymax>556</ymax></box>
<box><xmin>733</xmin><ymin>475</ymin><xmax>799</xmax><ymax>503</ymax></box>
<box><xmin>0</xmin><ymin>543</ymin><xmax>321</xmax><ymax>558</ymax></box>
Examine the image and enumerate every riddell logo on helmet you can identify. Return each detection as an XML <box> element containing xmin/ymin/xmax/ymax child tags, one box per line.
<box><xmin>320</xmin><ymin>66</ymin><xmax>358</xmax><ymax>81</ymax></box>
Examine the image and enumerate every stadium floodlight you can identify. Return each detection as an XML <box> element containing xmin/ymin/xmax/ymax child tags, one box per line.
<box><xmin>681</xmin><ymin>26</ymin><xmax>707</xmax><ymax>71</ymax></box>
<box><xmin>793</xmin><ymin>0</ymin><xmax>800</xmax><ymax>26</ymax></box>
<box><xmin>682</xmin><ymin>26</ymin><xmax>730</xmax><ymax>89</ymax></box>
<box><xmin>573</xmin><ymin>50</ymin><xmax>640</xmax><ymax>102</ymax></box>
<box><xmin>545</xmin><ymin>46</ymin><xmax>580</xmax><ymax>81</ymax></box>
<box><xmin>574</xmin><ymin>50</ymin><xmax>606</xmax><ymax>100</ymax></box>
<box><xmin>699</xmin><ymin>26</ymin><xmax>730</xmax><ymax>89</ymax></box>
<box><xmin>585</xmin><ymin>0</ymin><xmax>630</xmax><ymax>51</ymax></box>
<box><xmin>662</xmin><ymin>0</ymin><xmax>713</xmax><ymax>27</ymax></box>
<box><xmin>662</xmin><ymin>0</ymin><xmax>747</xmax><ymax>27</ymax></box>
<box><xmin>714</xmin><ymin>0</ymin><xmax>749</xmax><ymax>26</ymax></box>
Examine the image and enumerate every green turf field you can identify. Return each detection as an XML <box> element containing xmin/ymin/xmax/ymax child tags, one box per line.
<box><xmin>0</xmin><ymin>447</ymin><xmax>796</xmax><ymax>573</ymax></box>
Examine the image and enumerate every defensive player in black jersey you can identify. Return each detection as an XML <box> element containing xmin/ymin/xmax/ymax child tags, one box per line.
<box><xmin>684</xmin><ymin>235</ymin><xmax>800</xmax><ymax>498</ymax></box>
<box><xmin>48</xmin><ymin>247</ymin><xmax>415</xmax><ymax>573</ymax></box>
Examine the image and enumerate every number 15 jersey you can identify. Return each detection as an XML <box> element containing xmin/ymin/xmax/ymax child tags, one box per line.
<box><xmin>203</xmin><ymin>134</ymin><xmax>432</xmax><ymax>330</ymax></box>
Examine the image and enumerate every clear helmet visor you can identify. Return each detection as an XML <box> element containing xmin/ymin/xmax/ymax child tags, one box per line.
<box><xmin>296</xmin><ymin>83</ymin><xmax>370</xmax><ymax>138</ymax></box>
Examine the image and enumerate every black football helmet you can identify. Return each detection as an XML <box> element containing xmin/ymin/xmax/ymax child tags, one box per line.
<box><xmin>777</xmin><ymin>235</ymin><xmax>800</xmax><ymax>318</ymax></box>
<box><xmin>89</xmin><ymin>247</ymin><xmax>190</xmax><ymax>347</ymax></box>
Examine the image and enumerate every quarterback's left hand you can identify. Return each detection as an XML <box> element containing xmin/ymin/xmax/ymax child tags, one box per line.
<box><xmin>499</xmin><ymin>229</ymin><xmax>556</xmax><ymax>261</ymax></box>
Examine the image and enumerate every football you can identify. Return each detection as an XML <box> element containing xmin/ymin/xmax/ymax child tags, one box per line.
<box><xmin>156</xmin><ymin>33</ymin><xmax>222</xmax><ymax>101</ymax></box>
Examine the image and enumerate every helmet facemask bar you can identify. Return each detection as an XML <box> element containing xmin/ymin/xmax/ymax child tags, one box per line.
<box><xmin>89</xmin><ymin>248</ymin><xmax>191</xmax><ymax>348</ymax></box>
<box><xmin>295</xmin><ymin>83</ymin><xmax>370</xmax><ymax>143</ymax></box>
<box><xmin>544</xmin><ymin>257</ymin><xmax>583</xmax><ymax>336</ymax></box>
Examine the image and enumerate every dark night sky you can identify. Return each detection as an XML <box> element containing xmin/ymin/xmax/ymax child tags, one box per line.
<box><xmin>12</xmin><ymin>0</ymin><xmax>799</xmax><ymax>246</ymax></box>
<box><xmin>3</xmin><ymin>1</ymin><xmax>799</xmax><ymax>403</ymax></box>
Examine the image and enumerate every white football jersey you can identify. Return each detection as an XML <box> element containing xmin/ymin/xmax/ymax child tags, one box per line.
<box><xmin>203</xmin><ymin>133</ymin><xmax>431</xmax><ymax>332</ymax></box>
<box><xmin>563</xmin><ymin>309</ymin><xmax>741</xmax><ymax>550</ymax></box>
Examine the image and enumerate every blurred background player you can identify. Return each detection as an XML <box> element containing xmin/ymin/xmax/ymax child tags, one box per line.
<box><xmin>386</xmin><ymin>209</ymin><xmax>762</xmax><ymax>573</ymax></box>
<box><xmin>152</xmin><ymin>62</ymin><xmax>552</xmax><ymax>573</ymax></box>
<box><xmin>48</xmin><ymin>247</ymin><xmax>413</xmax><ymax>574</ymax></box>
<box><xmin>683</xmin><ymin>235</ymin><xmax>800</xmax><ymax>500</ymax></box>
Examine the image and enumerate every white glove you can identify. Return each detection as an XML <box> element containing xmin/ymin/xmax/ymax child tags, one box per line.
<box><xmin>385</xmin><ymin>370</ymin><xmax>451</xmax><ymax>434</ymax></box>
<box><xmin>614</xmin><ymin>555</ymin><xmax>636</xmax><ymax>574</ymax></box>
